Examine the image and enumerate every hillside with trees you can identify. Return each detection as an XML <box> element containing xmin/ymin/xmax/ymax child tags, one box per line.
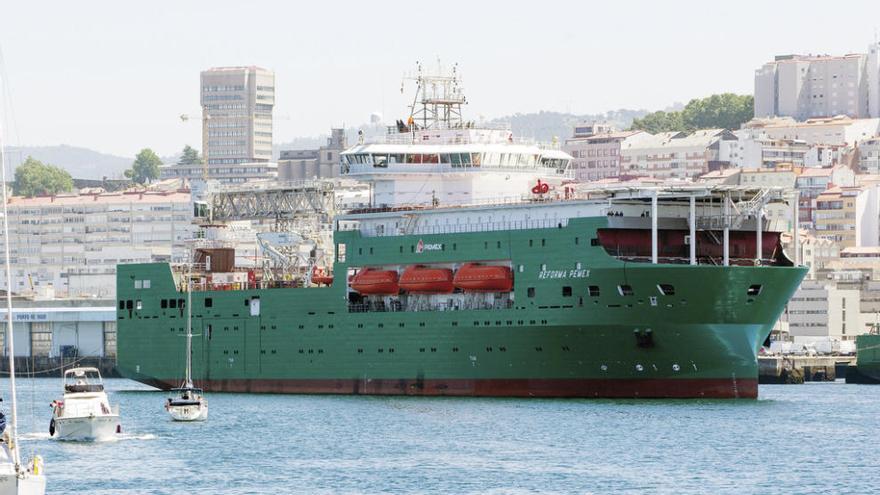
<box><xmin>630</xmin><ymin>94</ymin><xmax>754</xmax><ymax>133</ymax></box>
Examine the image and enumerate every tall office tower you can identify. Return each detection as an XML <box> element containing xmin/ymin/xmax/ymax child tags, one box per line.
<box><xmin>201</xmin><ymin>66</ymin><xmax>275</xmax><ymax>167</ymax></box>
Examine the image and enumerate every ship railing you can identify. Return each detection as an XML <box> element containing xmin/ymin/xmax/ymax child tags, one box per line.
<box><xmin>344</xmin><ymin>163</ymin><xmax>572</xmax><ymax>177</ymax></box>
<box><xmin>347</xmin><ymin>299</ymin><xmax>514</xmax><ymax>313</ymax></box>
<box><xmin>613</xmin><ymin>255</ymin><xmax>778</xmax><ymax>266</ymax></box>
<box><xmin>353</xmin><ymin>217</ymin><xmax>571</xmax><ymax>238</ymax></box>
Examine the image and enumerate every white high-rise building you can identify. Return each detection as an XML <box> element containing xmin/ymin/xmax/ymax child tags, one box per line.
<box><xmin>754</xmin><ymin>44</ymin><xmax>880</xmax><ymax>120</ymax></box>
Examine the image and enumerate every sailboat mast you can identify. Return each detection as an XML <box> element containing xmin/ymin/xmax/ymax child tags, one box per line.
<box><xmin>185</xmin><ymin>263</ymin><xmax>192</xmax><ymax>388</ymax></box>
<box><xmin>0</xmin><ymin>82</ymin><xmax>21</xmax><ymax>470</ymax></box>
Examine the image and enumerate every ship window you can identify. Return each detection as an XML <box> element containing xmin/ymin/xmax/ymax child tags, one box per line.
<box><xmin>369</xmin><ymin>247</ymin><xmax>373</xmax><ymax>255</ymax></box>
<box><xmin>134</xmin><ymin>280</ymin><xmax>142</xmax><ymax>289</ymax></box>
<box><xmin>410</xmin><ymin>245</ymin><xmax>414</xmax><ymax>253</ymax></box>
<box><xmin>591</xmin><ymin>238</ymin><xmax>600</xmax><ymax>246</ymax></box>
<box><xmin>529</xmin><ymin>239</ymin><xmax>533</xmax><ymax>247</ymax></box>
<box><xmin>178</xmin><ymin>299</ymin><xmax>185</xmax><ymax>308</ymax></box>
<box><xmin>440</xmin><ymin>153</ymin><xmax>451</xmax><ymax>164</ymax></box>
<box><xmin>358</xmin><ymin>248</ymin><xmax>362</xmax><ymax>255</ymax></box>
<box><xmin>169</xmin><ymin>299</ymin><xmax>177</xmax><ymax>308</ymax></box>
<box><xmin>657</xmin><ymin>284</ymin><xmax>675</xmax><ymax>296</ymax></box>
<box><xmin>497</xmin><ymin>241</ymin><xmax>501</xmax><ymax>248</ymax></box>
<box><xmin>575</xmin><ymin>237</ymin><xmax>580</xmax><ymax>245</ymax></box>
<box><xmin>126</xmin><ymin>300</ymin><xmax>133</xmax><ymax>310</ymax></box>
<box><xmin>460</xmin><ymin>153</ymin><xmax>471</xmax><ymax>166</ymax></box>
<box><xmin>518</xmin><ymin>265</ymin><xmax>524</xmax><ymax>273</ymax></box>
<box><xmin>541</xmin><ymin>239</ymin><xmax>546</xmax><ymax>246</ymax></box>
<box><xmin>118</xmin><ymin>300</ymin><xmax>125</xmax><ymax>310</ymax></box>
<box><xmin>453</xmin><ymin>243</ymin><xmax>457</xmax><ymax>250</ymax></box>
<box><xmin>618</xmin><ymin>285</ymin><xmax>634</xmax><ymax>296</ymax></box>
<box><xmin>562</xmin><ymin>286</ymin><xmax>572</xmax><ymax>297</ymax></box>
<box><xmin>160</xmin><ymin>299</ymin><xmax>168</xmax><ymax>309</ymax></box>
<box><xmin>484</xmin><ymin>241</ymin><xmax>488</xmax><ymax>249</ymax></box>
<box><xmin>747</xmin><ymin>284</ymin><xmax>763</xmax><ymax>296</ymax></box>
<box><xmin>527</xmin><ymin>287</ymin><xmax>535</xmax><ymax>298</ymax></box>
<box><xmin>373</xmin><ymin>154</ymin><xmax>388</xmax><ymax>168</ymax></box>
<box><xmin>399</xmin><ymin>246</ymin><xmax>403</xmax><ymax>253</ymax></box>
<box><xmin>136</xmin><ymin>300</ymin><xmax>142</xmax><ymax>310</ymax></box>
<box><xmin>388</xmin><ymin>154</ymin><xmax>404</xmax><ymax>164</ymax></box>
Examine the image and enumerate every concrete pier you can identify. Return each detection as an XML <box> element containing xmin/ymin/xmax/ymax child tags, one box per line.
<box><xmin>758</xmin><ymin>356</ymin><xmax>855</xmax><ymax>384</ymax></box>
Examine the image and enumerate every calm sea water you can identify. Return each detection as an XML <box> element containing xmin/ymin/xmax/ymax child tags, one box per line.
<box><xmin>1</xmin><ymin>378</ymin><xmax>877</xmax><ymax>494</ymax></box>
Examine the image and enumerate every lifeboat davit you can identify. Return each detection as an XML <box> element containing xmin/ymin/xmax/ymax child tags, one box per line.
<box><xmin>350</xmin><ymin>268</ymin><xmax>399</xmax><ymax>295</ymax></box>
<box><xmin>453</xmin><ymin>263</ymin><xmax>513</xmax><ymax>292</ymax></box>
<box><xmin>311</xmin><ymin>267</ymin><xmax>334</xmax><ymax>286</ymax></box>
<box><xmin>399</xmin><ymin>265</ymin><xmax>454</xmax><ymax>294</ymax></box>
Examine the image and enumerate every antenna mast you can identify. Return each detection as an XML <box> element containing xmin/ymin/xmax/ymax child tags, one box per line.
<box><xmin>403</xmin><ymin>60</ymin><xmax>466</xmax><ymax>130</ymax></box>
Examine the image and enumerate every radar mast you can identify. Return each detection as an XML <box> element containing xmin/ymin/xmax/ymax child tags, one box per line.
<box><xmin>403</xmin><ymin>60</ymin><xmax>467</xmax><ymax>130</ymax></box>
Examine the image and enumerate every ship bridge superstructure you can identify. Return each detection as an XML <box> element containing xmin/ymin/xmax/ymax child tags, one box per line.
<box><xmin>341</xmin><ymin>62</ymin><xmax>573</xmax><ymax>208</ymax></box>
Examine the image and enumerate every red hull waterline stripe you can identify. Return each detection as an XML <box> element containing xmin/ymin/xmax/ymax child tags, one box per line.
<box><xmin>140</xmin><ymin>377</ymin><xmax>758</xmax><ymax>399</ymax></box>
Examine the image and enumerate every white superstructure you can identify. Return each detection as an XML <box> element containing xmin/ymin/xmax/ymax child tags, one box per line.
<box><xmin>340</xmin><ymin>63</ymin><xmax>572</xmax><ymax>207</ymax></box>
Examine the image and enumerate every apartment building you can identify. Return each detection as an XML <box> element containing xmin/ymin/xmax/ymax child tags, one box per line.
<box><xmin>0</xmin><ymin>187</ymin><xmax>194</xmax><ymax>298</ymax></box>
<box><xmin>563</xmin><ymin>124</ymin><xmax>651</xmax><ymax>181</ymax></box>
<box><xmin>754</xmin><ymin>46</ymin><xmax>879</xmax><ymax>120</ymax></box>
<box><xmin>795</xmin><ymin>165</ymin><xmax>856</xmax><ymax>229</ymax></box>
<box><xmin>618</xmin><ymin>129</ymin><xmax>735</xmax><ymax>180</ymax></box>
<box><xmin>813</xmin><ymin>185</ymin><xmax>880</xmax><ymax>248</ymax></box>
<box><xmin>858</xmin><ymin>137</ymin><xmax>880</xmax><ymax>173</ymax></box>
<box><xmin>742</xmin><ymin>116</ymin><xmax>879</xmax><ymax>147</ymax></box>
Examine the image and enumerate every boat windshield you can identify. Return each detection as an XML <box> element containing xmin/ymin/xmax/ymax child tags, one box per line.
<box><xmin>63</xmin><ymin>368</ymin><xmax>105</xmax><ymax>393</ymax></box>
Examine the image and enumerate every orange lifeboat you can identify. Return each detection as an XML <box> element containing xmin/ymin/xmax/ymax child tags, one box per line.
<box><xmin>350</xmin><ymin>268</ymin><xmax>399</xmax><ymax>295</ymax></box>
<box><xmin>311</xmin><ymin>266</ymin><xmax>334</xmax><ymax>286</ymax></box>
<box><xmin>453</xmin><ymin>263</ymin><xmax>513</xmax><ymax>292</ymax></box>
<box><xmin>399</xmin><ymin>265</ymin><xmax>454</xmax><ymax>294</ymax></box>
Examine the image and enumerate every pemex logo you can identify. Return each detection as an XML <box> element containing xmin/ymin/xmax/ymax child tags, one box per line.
<box><xmin>416</xmin><ymin>239</ymin><xmax>443</xmax><ymax>253</ymax></box>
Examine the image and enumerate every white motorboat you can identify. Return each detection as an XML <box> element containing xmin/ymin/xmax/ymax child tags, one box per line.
<box><xmin>165</xmin><ymin>265</ymin><xmax>208</xmax><ymax>422</ymax></box>
<box><xmin>0</xmin><ymin>78</ymin><xmax>46</xmax><ymax>493</ymax></box>
<box><xmin>50</xmin><ymin>368</ymin><xmax>120</xmax><ymax>441</ymax></box>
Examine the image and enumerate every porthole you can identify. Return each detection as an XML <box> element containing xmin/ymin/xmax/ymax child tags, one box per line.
<box><xmin>747</xmin><ymin>284</ymin><xmax>763</xmax><ymax>296</ymax></box>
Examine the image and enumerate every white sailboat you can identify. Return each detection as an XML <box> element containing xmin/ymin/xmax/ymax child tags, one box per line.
<box><xmin>0</xmin><ymin>83</ymin><xmax>46</xmax><ymax>493</ymax></box>
<box><xmin>165</xmin><ymin>265</ymin><xmax>207</xmax><ymax>421</ymax></box>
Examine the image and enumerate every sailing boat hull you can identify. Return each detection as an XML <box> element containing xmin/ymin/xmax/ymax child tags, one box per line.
<box><xmin>0</xmin><ymin>474</ymin><xmax>46</xmax><ymax>495</ymax></box>
<box><xmin>166</xmin><ymin>402</ymin><xmax>208</xmax><ymax>422</ymax></box>
<box><xmin>53</xmin><ymin>415</ymin><xmax>120</xmax><ymax>442</ymax></box>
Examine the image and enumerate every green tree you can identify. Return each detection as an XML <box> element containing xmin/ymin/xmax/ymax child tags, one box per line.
<box><xmin>629</xmin><ymin>111</ymin><xmax>685</xmax><ymax>134</ymax></box>
<box><xmin>630</xmin><ymin>94</ymin><xmax>754</xmax><ymax>133</ymax></box>
<box><xmin>13</xmin><ymin>157</ymin><xmax>74</xmax><ymax>197</ymax></box>
<box><xmin>178</xmin><ymin>145</ymin><xmax>202</xmax><ymax>165</ymax></box>
<box><xmin>125</xmin><ymin>148</ymin><xmax>162</xmax><ymax>184</ymax></box>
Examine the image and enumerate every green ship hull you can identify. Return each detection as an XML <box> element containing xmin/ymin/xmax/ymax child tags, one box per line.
<box><xmin>116</xmin><ymin>217</ymin><xmax>806</xmax><ymax>398</ymax></box>
<box><xmin>848</xmin><ymin>334</ymin><xmax>880</xmax><ymax>384</ymax></box>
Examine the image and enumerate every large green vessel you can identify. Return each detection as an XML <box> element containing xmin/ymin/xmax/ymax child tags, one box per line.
<box><xmin>847</xmin><ymin>334</ymin><xmax>880</xmax><ymax>384</ymax></box>
<box><xmin>116</xmin><ymin>191</ymin><xmax>805</xmax><ymax>399</ymax></box>
<box><xmin>116</xmin><ymin>67</ymin><xmax>805</xmax><ymax>398</ymax></box>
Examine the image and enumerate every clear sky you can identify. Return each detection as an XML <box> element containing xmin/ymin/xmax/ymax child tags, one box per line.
<box><xmin>1</xmin><ymin>0</ymin><xmax>879</xmax><ymax>157</ymax></box>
